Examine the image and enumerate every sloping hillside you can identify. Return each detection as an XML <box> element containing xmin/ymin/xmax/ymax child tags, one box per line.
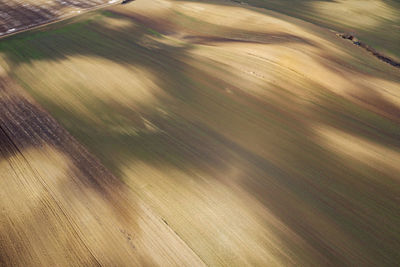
<box><xmin>240</xmin><ymin>0</ymin><xmax>400</xmax><ymax>61</ymax></box>
<box><xmin>0</xmin><ymin>0</ymin><xmax>399</xmax><ymax>265</ymax></box>
<box><xmin>0</xmin><ymin>68</ymin><xmax>203</xmax><ymax>266</ymax></box>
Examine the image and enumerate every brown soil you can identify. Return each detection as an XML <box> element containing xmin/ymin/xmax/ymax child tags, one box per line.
<box><xmin>0</xmin><ymin>0</ymin><xmax>119</xmax><ymax>38</ymax></box>
<box><xmin>0</xmin><ymin>74</ymin><xmax>204</xmax><ymax>266</ymax></box>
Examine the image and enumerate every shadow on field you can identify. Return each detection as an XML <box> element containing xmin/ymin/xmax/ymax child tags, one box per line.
<box><xmin>0</xmin><ymin>3</ymin><xmax>399</xmax><ymax>265</ymax></box>
<box><xmin>194</xmin><ymin>0</ymin><xmax>400</xmax><ymax>60</ymax></box>
<box><xmin>0</xmin><ymin>1</ymin><xmax>109</xmax><ymax>34</ymax></box>
<box><xmin>0</xmin><ymin>77</ymin><xmax>155</xmax><ymax>265</ymax></box>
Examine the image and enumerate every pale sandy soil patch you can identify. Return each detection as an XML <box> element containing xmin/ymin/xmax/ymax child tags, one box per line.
<box><xmin>310</xmin><ymin>0</ymin><xmax>397</xmax><ymax>28</ymax></box>
<box><xmin>314</xmin><ymin>125</ymin><xmax>400</xmax><ymax>175</ymax></box>
<box><xmin>102</xmin><ymin>16</ymin><xmax>136</xmax><ymax>29</ymax></box>
<box><xmin>16</xmin><ymin>55</ymin><xmax>162</xmax><ymax>123</ymax></box>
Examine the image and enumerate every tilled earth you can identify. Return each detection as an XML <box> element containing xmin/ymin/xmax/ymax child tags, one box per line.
<box><xmin>0</xmin><ymin>70</ymin><xmax>202</xmax><ymax>266</ymax></box>
<box><xmin>0</xmin><ymin>0</ymin><xmax>119</xmax><ymax>36</ymax></box>
<box><xmin>0</xmin><ymin>0</ymin><xmax>399</xmax><ymax>266</ymax></box>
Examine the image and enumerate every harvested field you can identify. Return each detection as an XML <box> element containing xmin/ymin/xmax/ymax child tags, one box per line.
<box><xmin>0</xmin><ymin>0</ymin><xmax>399</xmax><ymax>266</ymax></box>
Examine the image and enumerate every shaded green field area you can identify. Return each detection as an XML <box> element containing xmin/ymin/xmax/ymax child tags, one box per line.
<box><xmin>231</xmin><ymin>0</ymin><xmax>400</xmax><ymax>60</ymax></box>
<box><xmin>1</xmin><ymin>0</ymin><xmax>399</xmax><ymax>265</ymax></box>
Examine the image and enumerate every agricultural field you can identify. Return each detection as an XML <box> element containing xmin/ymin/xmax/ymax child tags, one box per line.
<box><xmin>0</xmin><ymin>0</ymin><xmax>119</xmax><ymax>37</ymax></box>
<box><xmin>0</xmin><ymin>0</ymin><xmax>399</xmax><ymax>266</ymax></box>
<box><xmin>240</xmin><ymin>0</ymin><xmax>400</xmax><ymax>61</ymax></box>
<box><xmin>0</xmin><ymin>72</ymin><xmax>202</xmax><ymax>266</ymax></box>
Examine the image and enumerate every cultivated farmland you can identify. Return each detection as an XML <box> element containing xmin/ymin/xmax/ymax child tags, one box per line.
<box><xmin>0</xmin><ymin>0</ymin><xmax>119</xmax><ymax>37</ymax></box>
<box><xmin>0</xmin><ymin>0</ymin><xmax>399</xmax><ymax>266</ymax></box>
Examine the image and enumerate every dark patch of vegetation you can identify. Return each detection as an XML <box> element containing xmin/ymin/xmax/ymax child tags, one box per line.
<box><xmin>339</xmin><ymin>33</ymin><xmax>400</xmax><ymax>68</ymax></box>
